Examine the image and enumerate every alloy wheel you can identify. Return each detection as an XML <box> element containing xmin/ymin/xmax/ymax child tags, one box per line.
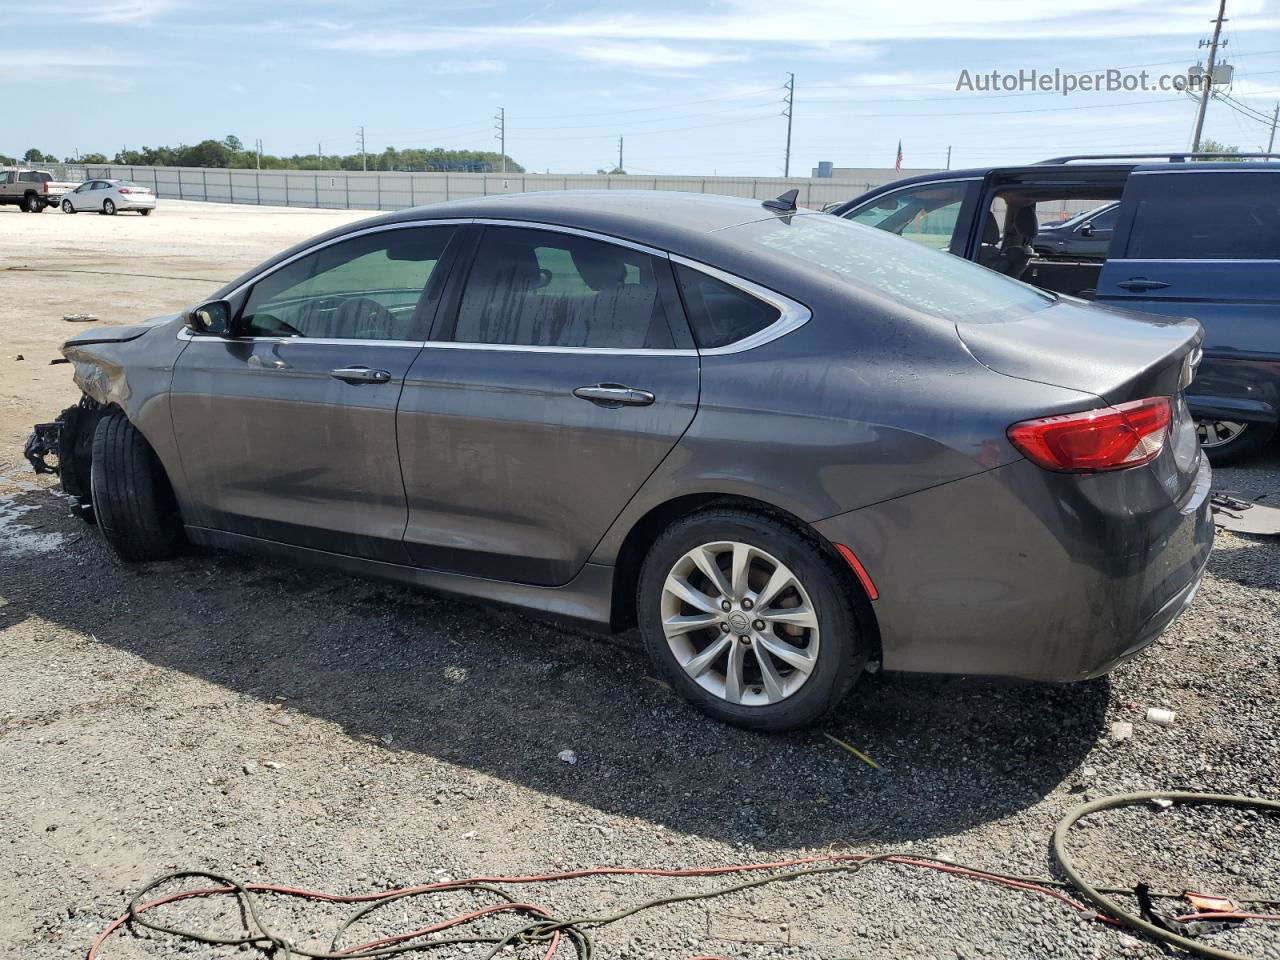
<box><xmin>660</xmin><ymin>541</ymin><xmax>820</xmax><ymax>707</ymax></box>
<box><xmin>1196</xmin><ymin>418</ymin><xmax>1248</xmax><ymax>449</ymax></box>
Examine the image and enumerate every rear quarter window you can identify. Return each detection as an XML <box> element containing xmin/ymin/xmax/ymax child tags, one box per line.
<box><xmin>1125</xmin><ymin>171</ymin><xmax>1280</xmax><ymax>260</ymax></box>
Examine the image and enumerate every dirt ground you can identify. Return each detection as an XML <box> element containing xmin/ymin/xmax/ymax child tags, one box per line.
<box><xmin>1</xmin><ymin>200</ymin><xmax>1277</xmax><ymax>960</ymax></box>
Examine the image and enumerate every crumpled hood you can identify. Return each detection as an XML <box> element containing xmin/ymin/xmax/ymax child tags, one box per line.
<box><xmin>61</xmin><ymin>313</ymin><xmax>180</xmax><ymax>349</ymax></box>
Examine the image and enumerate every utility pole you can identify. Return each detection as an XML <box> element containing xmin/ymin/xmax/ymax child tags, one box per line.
<box><xmin>358</xmin><ymin>126</ymin><xmax>366</xmax><ymax>172</ymax></box>
<box><xmin>782</xmin><ymin>72</ymin><xmax>795</xmax><ymax>177</ymax></box>
<box><xmin>494</xmin><ymin>107</ymin><xmax>506</xmax><ymax>174</ymax></box>
<box><xmin>946</xmin><ymin>145</ymin><xmax>952</xmax><ymax>170</ymax></box>
<box><xmin>1190</xmin><ymin>0</ymin><xmax>1228</xmax><ymax>152</ymax></box>
<box><xmin>617</xmin><ymin>136</ymin><xmax>623</xmax><ymax>173</ymax></box>
<box><xmin>317</xmin><ymin>142</ymin><xmax>323</xmax><ymax>168</ymax></box>
<box><xmin>255</xmin><ymin>138</ymin><xmax>262</xmax><ymax>169</ymax></box>
<box><xmin>1268</xmin><ymin>102</ymin><xmax>1279</xmax><ymax>153</ymax></box>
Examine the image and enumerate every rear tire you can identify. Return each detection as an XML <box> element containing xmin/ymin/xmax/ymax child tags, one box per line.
<box><xmin>103</xmin><ymin>198</ymin><xmax>117</xmax><ymax>215</ymax></box>
<box><xmin>25</xmin><ymin>193</ymin><xmax>43</xmax><ymax>213</ymax></box>
<box><xmin>637</xmin><ymin>508</ymin><xmax>866</xmax><ymax>731</ymax></box>
<box><xmin>90</xmin><ymin>413</ymin><xmax>182</xmax><ymax>561</ymax></box>
<box><xmin>140</xmin><ymin>208</ymin><xmax>153</xmax><ymax>216</ymax></box>
<box><xmin>1197</xmin><ymin>418</ymin><xmax>1276</xmax><ymax>466</ymax></box>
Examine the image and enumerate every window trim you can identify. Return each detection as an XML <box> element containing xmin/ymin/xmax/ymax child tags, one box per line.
<box><xmin>178</xmin><ymin>218</ymin><xmax>473</xmax><ymax>344</ymax></box>
<box><xmin>669</xmin><ymin>255</ymin><xmax>811</xmax><ymax>356</ymax></box>
<box><xmin>179</xmin><ymin>216</ymin><xmax>809</xmax><ymax>355</ymax></box>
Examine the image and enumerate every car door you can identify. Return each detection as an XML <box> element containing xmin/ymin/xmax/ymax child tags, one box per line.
<box><xmin>170</xmin><ymin>222</ymin><xmax>463</xmax><ymax>562</ymax></box>
<box><xmin>1097</xmin><ymin>167</ymin><xmax>1280</xmax><ymax>420</ymax></box>
<box><xmin>396</xmin><ymin>222</ymin><xmax>700</xmax><ymax>586</ymax></box>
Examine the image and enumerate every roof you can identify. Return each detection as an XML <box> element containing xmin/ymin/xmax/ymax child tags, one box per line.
<box><xmin>212</xmin><ymin>190</ymin><xmax>820</xmax><ymax>302</ymax></box>
<box><xmin>380</xmin><ymin>189</ymin><xmax>810</xmax><ymax>248</ymax></box>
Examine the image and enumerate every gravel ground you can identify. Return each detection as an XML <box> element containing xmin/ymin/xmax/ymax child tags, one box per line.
<box><xmin>0</xmin><ymin>201</ymin><xmax>1277</xmax><ymax>960</ymax></box>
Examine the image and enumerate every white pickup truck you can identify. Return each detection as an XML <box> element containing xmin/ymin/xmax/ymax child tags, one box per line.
<box><xmin>0</xmin><ymin>168</ymin><xmax>80</xmax><ymax>212</ymax></box>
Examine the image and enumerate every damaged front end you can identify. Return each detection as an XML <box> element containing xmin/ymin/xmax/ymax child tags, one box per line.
<box><xmin>24</xmin><ymin>395</ymin><xmax>104</xmax><ymax>521</ymax></box>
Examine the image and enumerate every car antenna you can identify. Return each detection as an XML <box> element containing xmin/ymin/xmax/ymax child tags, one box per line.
<box><xmin>762</xmin><ymin>188</ymin><xmax>799</xmax><ymax>212</ymax></box>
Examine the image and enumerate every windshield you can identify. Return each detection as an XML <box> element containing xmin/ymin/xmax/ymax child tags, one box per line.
<box><xmin>728</xmin><ymin>213</ymin><xmax>1054</xmax><ymax>323</ymax></box>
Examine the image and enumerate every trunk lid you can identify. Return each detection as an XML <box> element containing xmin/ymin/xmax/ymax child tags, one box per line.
<box><xmin>955</xmin><ymin>296</ymin><xmax>1202</xmax><ymax>406</ymax></box>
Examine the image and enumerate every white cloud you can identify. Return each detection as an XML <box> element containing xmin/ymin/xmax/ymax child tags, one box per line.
<box><xmin>58</xmin><ymin>0</ymin><xmax>177</xmax><ymax>23</ymax></box>
<box><xmin>431</xmin><ymin>59</ymin><xmax>506</xmax><ymax>74</ymax></box>
<box><xmin>576</xmin><ymin>41</ymin><xmax>748</xmax><ymax>72</ymax></box>
<box><xmin>0</xmin><ymin>49</ymin><xmax>142</xmax><ymax>68</ymax></box>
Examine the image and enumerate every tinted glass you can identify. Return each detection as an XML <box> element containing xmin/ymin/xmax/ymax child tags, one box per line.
<box><xmin>453</xmin><ymin>227</ymin><xmax>675</xmax><ymax>348</ymax></box>
<box><xmin>240</xmin><ymin>226</ymin><xmax>455</xmax><ymax>340</ymax></box>
<box><xmin>1126</xmin><ymin>171</ymin><xmax>1280</xmax><ymax>259</ymax></box>
<box><xmin>1088</xmin><ymin>206</ymin><xmax>1118</xmax><ymax>231</ymax></box>
<box><xmin>844</xmin><ymin>182</ymin><xmax>971</xmax><ymax>253</ymax></box>
<box><xmin>730</xmin><ymin>214</ymin><xmax>1053</xmax><ymax>322</ymax></box>
<box><xmin>675</xmin><ymin>265</ymin><xmax>780</xmax><ymax>348</ymax></box>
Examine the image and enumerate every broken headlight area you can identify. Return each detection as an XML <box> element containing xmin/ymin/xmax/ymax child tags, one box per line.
<box><xmin>24</xmin><ymin>395</ymin><xmax>103</xmax><ymax>522</ymax></box>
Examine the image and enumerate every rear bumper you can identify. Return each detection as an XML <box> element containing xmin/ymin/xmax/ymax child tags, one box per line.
<box><xmin>812</xmin><ymin>451</ymin><xmax>1214</xmax><ymax>682</ymax></box>
<box><xmin>118</xmin><ymin>197</ymin><xmax>157</xmax><ymax>209</ymax></box>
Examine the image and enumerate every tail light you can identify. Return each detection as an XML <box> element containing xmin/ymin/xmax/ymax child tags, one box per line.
<box><xmin>118</xmin><ymin>187</ymin><xmax>132</xmax><ymax>194</ymax></box>
<box><xmin>42</xmin><ymin>181</ymin><xmax>48</xmax><ymax>193</ymax></box>
<box><xmin>1008</xmin><ymin>397</ymin><xmax>1172</xmax><ymax>473</ymax></box>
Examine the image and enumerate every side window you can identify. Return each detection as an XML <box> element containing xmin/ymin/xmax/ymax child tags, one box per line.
<box><xmin>453</xmin><ymin>227</ymin><xmax>676</xmax><ymax>349</ymax></box>
<box><xmin>91</xmin><ymin>181</ymin><xmax>106</xmax><ymax>191</ymax></box>
<box><xmin>18</xmin><ymin>172</ymin><xmax>34</xmax><ymax>183</ymax></box>
<box><xmin>0</xmin><ymin>172</ymin><xmax>11</xmax><ymax>185</ymax></box>
<box><xmin>844</xmin><ymin>182</ymin><xmax>971</xmax><ymax>253</ymax></box>
<box><xmin>1088</xmin><ymin>206</ymin><xmax>1118</xmax><ymax>232</ymax></box>
<box><xmin>239</xmin><ymin>226</ymin><xmax>456</xmax><ymax>340</ymax></box>
<box><xmin>1126</xmin><ymin>172</ymin><xmax>1280</xmax><ymax>260</ymax></box>
<box><xmin>674</xmin><ymin>264</ymin><xmax>780</xmax><ymax>349</ymax></box>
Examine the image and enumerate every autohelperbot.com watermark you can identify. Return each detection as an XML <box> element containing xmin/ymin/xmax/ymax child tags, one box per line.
<box><xmin>956</xmin><ymin>68</ymin><xmax>1209</xmax><ymax>96</ymax></box>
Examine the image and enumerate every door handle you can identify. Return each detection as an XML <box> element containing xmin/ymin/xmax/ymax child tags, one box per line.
<box><xmin>331</xmin><ymin>365</ymin><xmax>392</xmax><ymax>384</ymax></box>
<box><xmin>1117</xmin><ymin>278</ymin><xmax>1171</xmax><ymax>292</ymax></box>
<box><xmin>573</xmin><ymin>383</ymin><xmax>656</xmax><ymax>407</ymax></box>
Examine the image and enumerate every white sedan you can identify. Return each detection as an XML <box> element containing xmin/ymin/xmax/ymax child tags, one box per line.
<box><xmin>61</xmin><ymin>179</ymin><xmax>157</xmax><ymax>216</ymax></box>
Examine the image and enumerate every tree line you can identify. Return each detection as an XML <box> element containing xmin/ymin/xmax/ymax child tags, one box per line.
<box><xmin>3</xmin><ymin>136</ymin><xmax>523</xmax><ymax>173</ymax></box>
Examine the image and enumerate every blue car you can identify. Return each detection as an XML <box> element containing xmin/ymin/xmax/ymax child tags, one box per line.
<box><xmin>833</xmin><ymin>154</ymin><xmax>1280</xmax><ymax>464</ymax></box>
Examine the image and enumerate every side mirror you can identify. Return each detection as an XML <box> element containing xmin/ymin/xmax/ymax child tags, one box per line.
<box><xmin>1079</xmin><ymin>224</ymin><xmax>1094</xmax><ymax>237</ymax></box>
<box><xmin>184</xmin><ymin>299</ymin><xmax>233</xmax><ymax>336</ymax></box>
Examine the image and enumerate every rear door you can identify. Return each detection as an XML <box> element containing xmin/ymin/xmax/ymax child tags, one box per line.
<box><xmin>396</xmin><ymin>222</ymin><xmax>700</xmax><ymax>586</ymax></box>
<box><xmin>1096</xmin><ymin>167</ymin><xmax>1280</xmax><ymax>414</ymax></box>
<box><xmin>170</xmin><ymin>222</ymin><xmax>462</xmax><ymax>562</ymax></box>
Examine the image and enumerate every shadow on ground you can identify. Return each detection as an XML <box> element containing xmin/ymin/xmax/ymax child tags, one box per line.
<box><xmin>0</xmin><ymin>488</ymin><xmax>1108</xmax><ymax>850</ymax></box>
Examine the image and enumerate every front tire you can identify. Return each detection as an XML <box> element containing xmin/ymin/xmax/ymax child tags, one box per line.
<box><xmin>637</xmin><ymin>508</ymin><xmax>866</xmax><ymax>731</ymax></box>
<box><xmin>1197</xmin><ymin>418</ymin><xmax>1276</xmax><ymax>466</ymax></box>
<box><xmin>103</xmin><ymin>198</ymin><xmax>117</xmax><ymax>215</ymax></box>
<box><xmin>90</xmin><ymin>413</ymin><xmax>182</xmax><ymax>561</ymax></box>
<box><xmin>62</xmin><ymin>199</ymin><xmax>75</xmax><ymax>214</ymax></box>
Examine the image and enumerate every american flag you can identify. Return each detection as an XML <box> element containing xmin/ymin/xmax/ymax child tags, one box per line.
<box><xmin>895</xmin><ymin>140</ymin><xmax>903</xmax><ymax>174</ymax></box>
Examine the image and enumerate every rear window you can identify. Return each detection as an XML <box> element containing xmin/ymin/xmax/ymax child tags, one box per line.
<box><xmin>727</xmin><ymin>214</ymin><xmax>1053</xmax><ymax>322</ymax></box>
<box><xmin>1125</xmin><ymin>171</ymin><xmax>1280</xmax><ymax>260</ymax></box>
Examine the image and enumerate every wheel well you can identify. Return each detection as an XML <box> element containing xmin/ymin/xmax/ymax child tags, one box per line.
<box><xmin>608</xmin><ymin>493</ymin><xmax>882</xmax><ymax>662</ymax></box>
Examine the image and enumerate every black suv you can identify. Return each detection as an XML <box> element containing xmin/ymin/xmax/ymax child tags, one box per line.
<box><xmin>832</xmin><ymin>154</ymin><xmax>1280</xmax><ymax>464</ymax></box>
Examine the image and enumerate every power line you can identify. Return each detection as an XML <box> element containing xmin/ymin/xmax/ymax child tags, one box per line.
<box><xmin>494</xmin><ymin>107</ymin><xmax>505</xmax><ymax>174</ymax></box>
<box><xmin>783</xmin><ymin>72</ymin><xmax>795</xmax><ymax>178</ymax></box>
<box><xmin>1191</xmin><ymin>0</ymin><xmax>1229</xmax><ymax>150</ymax></box>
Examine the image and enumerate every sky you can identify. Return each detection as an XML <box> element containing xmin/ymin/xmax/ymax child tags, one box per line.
<box><xmin>6</xmin><ymin>0</ymin><xmax>1280</xmax><ymax>175</ymax></box>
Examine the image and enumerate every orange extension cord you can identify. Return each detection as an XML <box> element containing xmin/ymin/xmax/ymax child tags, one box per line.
<box><xmin>87</xmin><ymin>851</ymin><xmax>1145</xmax><ymax>959</ymax></box>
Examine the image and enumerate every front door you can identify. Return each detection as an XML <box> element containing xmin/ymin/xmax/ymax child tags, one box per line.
<box><xmin>170</xmin><ymin>223</ymin><xmax>461</xmax><ymax>562</ymax></box>
<box><xmin>397</xmin><ymin>223</ymin><xmax>700</xmax><ymax>586</ymax></box>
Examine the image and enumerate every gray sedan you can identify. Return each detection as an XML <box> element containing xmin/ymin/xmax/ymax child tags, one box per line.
<box><xmin>28</xmin><ymin>191</ymin><xmax>1213</xmax><ymax>730</ymax></box>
